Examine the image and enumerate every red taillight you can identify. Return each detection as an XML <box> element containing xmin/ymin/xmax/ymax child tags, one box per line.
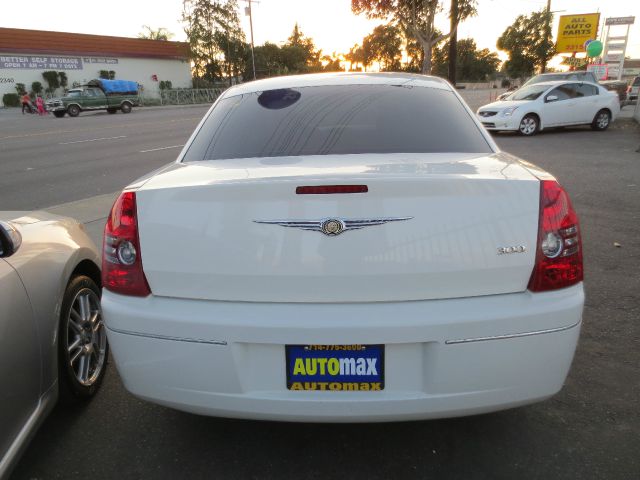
<box><xmin>528</xmin><ymin>180</ymin><xmax>583</xmax><ymax>292</ymax></box>
<box><xmin>102</xmin><ymin>191</ymin><xmax>151</xmax><ymax>297</ymax></box>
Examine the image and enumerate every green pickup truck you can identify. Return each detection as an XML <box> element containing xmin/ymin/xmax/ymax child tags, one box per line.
<box><xmin>46</xmin><ymin>79</ymin><xmax>139</xmax><ymax>118</ymax></box>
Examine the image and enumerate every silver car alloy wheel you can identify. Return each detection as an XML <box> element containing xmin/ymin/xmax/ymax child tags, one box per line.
<box><xmin>519</xmin><ymin>117</ymin><xmax>537</xmax><ymax>135</ymax></box>
<box><xmin>596</xmin><ymin>112</ymin><xmax>609</xmax><ymax>129</ymax></box>
<box><xmin>67</xmin><ymin>288</ymin><xmax>107</xmax><ymax>386</ymax></box>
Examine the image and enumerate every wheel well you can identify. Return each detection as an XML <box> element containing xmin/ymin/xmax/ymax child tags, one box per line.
<box><xmin>521</xmin><ymin>112</ymin><xmax>541</xmax><ymax>129</ymax></box>
<box><xmin>598</xmin><ymin>108</ymin><xmax>612</xmax><ymax>116</ymax></box>
<box><xmin>71</xmin><ymin>259</ymin><xmax>101</xmax><ymax>289</ymax></box>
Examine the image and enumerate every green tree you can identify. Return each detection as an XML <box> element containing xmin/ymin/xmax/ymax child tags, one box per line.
<box><xmin>99</xmin><ymin>70</ymin><xmax>116</xmax><ymax>80</ymax></box>
<box><xmin>42</xmin><ymin>71</ymin><xmax>60</xmax><ymax>93</ymax></box>
<box><xmin>322</xmin><ymin>53</ymin><xmax>343</xmax><ymax>72</ymax></box>
<box><xmin>212</xmin><ymin>12</ymin><xmax>247</xmax><ymax>85</ymax></box>
<box><xmin>283</xmin><ymin>23</ymin><xmax>323</xmax><ymax>72</ymax></box>
<box><xmin>497</xmin><ymin>9</ymin><xmax>555</xmax><ymax>79</ymax></box>
<box><xmin>352</xmin><ymin>0</ymin><xmax>477</xmax><ymax>74</ymax></box>
<box><xmin>183</xmin><ymin>0</ymin><xmax>244</xmax><ymax>83</ymax></box>
<box><xmin>246</xmin><ymin>42</ymin><xmax>285</xmax><ymax>79</ymax></box>
<box><xmin>31</xmin><ymin>81</ymin><xmax>43</xmax><ymax>95</ymax></box>
<box><xmin>363</xmin><ymin>24</ymin><xmax>403</xmax><ymax>71</ymax></box>
<box><xmin>432</xmin><ymin>38</ymin><xmax>500</xmax><ymax>81</ymax></box>
<box><xmin>345</xmin><ymin>44</ymin><xmax>361</xmax><ymax>71</ymax></box>
<box><xmin>403</xmin><ymin>36</ymin><xmax>424</xmax><ymax>72</ymax></box>
<box><xmin>138</xmin><ymin>26</ymin><xmax>174</xmax><ymax>41</ymax></box>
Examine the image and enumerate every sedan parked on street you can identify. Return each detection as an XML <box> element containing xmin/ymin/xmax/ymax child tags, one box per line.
<box><xmin>478</xmin><ymin>80</ymin><xmax>620</xmax><ymax>135</ymax></box>
<box><xmin>103</xmin><ymin>72</ymin><xmax>584</xmax><ymax>422</ymax></box>
<box><xmin>0</xmin><ymin>213</ymin><xmax>107</xmax><ymax>478</ymax></box>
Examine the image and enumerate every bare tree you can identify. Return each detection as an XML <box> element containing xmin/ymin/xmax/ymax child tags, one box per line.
<box><xmin>138</xmin><ymin>26</ymin><xmax>174</xmax><ymax>41</ymax></box>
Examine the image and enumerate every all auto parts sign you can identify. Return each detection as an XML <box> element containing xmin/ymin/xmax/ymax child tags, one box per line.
<box><xmin>556</xmin><ymin>13</ymin><xmax>601</xmax><ymax>53</ymax></box>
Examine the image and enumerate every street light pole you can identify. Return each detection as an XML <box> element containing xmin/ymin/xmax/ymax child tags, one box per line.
<box><xmin>246</xmin><ymin>0</ymin><xmax>257</xmax><ymax>80</ymax></box>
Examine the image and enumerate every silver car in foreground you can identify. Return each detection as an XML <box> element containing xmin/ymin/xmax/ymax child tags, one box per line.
<box><xmin>0</xmin><ymin>212</ymin><xmax>107</xmax><ymax>478</ymax></box>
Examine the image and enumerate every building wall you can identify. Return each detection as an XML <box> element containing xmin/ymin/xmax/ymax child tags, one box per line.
<box><xmin>0</xmin><ymin>54</ymin><xmax>192</xmax><ymax>105</ymax></box>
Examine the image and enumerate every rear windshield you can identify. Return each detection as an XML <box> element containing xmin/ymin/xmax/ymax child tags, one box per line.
<box><xmin>182</xmin><ymin>84</ymin><xmax>491</xmax><ymax>161</ymax></box>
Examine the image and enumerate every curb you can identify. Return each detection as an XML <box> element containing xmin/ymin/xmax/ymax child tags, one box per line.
<box><xmin>137</xmin><ymin>103</ymin><xmax>212</xmax><ymax>111</ymax></box>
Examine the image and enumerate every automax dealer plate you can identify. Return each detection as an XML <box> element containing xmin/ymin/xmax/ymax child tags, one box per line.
<box><xmin>285</xmin><ymin>345</ymin><xmax>384</xmax><ymax>391</ymax></box>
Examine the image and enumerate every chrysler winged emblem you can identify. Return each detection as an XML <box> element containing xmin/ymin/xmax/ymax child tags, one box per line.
<box><xmin>253</xmin><ymin>217</ymin><xmax>413</xmax><ymax>236</ymax></box>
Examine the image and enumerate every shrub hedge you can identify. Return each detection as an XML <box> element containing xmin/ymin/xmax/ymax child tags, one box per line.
<box><xmin>2</xmin><ymin>93</ymin><xmax>20</xmax><ymax>107</ymax></box>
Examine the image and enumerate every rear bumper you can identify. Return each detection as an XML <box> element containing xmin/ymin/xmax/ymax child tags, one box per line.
<box><xmin>104</xmin><ymin>285</ymin><xmax>583</xmax><ymax>422</ymax></box>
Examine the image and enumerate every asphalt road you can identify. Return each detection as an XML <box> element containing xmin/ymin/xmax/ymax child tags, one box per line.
<box><xmin>4</xmin><ymin>105</ymin><xmax>640</xmax><ymax>480</ymax></box>
<box><xmin>0</xmin><ymin>106</ymin><xmax>209</xmax><ymax>210</ymax></box>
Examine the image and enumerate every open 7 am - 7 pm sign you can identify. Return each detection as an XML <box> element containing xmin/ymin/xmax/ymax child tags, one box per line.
<box><xmin>556</xmin><ymin>13</ymin><xmax>601</xmax><ymax>53</ymax></box>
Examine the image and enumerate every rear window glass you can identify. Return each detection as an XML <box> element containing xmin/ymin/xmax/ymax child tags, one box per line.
<box><xmin>182</xmin><ymin>84</ymin><xmax>491</xmax><ymax>161</ymax></box>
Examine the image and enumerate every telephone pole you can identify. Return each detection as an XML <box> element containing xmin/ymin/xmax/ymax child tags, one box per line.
<box><xmin>448</xmin><ymin>0</ymin><xmax>458</xmax><ymax>85</ymax></box>
<box><xmin>245</xmin><ymin>0</ymin><xmax>257</xmax><ymax>80</ymax></box>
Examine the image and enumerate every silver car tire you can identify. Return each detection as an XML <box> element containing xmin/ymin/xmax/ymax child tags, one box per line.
<box><xmin>518</xmin><ymin>114</ymin><xmax>539</xmax><ymax>136</ymax></box>
<box><xmin>591</xmin><ymin>109</ymin><xmax>611</xmax><ymax>131</ymax></box>
<box><xmin>58</xmin><ymin>275</ymin><xmax>108</xmax><ymax>402</ymax></box>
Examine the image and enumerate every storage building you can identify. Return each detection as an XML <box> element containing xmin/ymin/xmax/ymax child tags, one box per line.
<box><xmin>0</xmin><ymin>28</ymin><xmax>190</xmax><ymax>105</ymax></box>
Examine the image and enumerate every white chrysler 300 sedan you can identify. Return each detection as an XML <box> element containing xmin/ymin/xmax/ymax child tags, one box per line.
<box><xmin>477</xmin><ymin>80</ymin><xmax>619</xmax><ymax>135</ymax></box>
<box><xmin>103</xmin><ymin>72</ymin><xmax>584</xmax><ymax>422</ymax></box>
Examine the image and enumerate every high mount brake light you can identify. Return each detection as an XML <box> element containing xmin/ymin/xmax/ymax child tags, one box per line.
<box><xmin>528</xmin><ymin>180</ymin><xmax>583</xmax><ymax>292</ymax></box>
<box><xmin>296</xmin><ymin>185</ymin><xmax>368</xmax><ymax>194</ymax></box>
<box><xmin>102</xmin><ymin>191</ymin><xmax>151</xmax><ymax>297</ymax></box>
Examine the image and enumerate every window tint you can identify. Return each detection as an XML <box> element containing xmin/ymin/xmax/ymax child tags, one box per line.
<box><xmin>547</xmin><ymin>85</ymin><xmax>575</xmax><ymax>101</ymax></box>
<box><xmin>633</xmin><ymin>77</ymin><xmax>640</xmax><ymax>86</ymax></box>
<box><xmin>182</xmin><ymin>84</ymin><xmax>492</xmax><ymax>161</ymax></box>
<box><xmin>575</xmin><ymin>84</ymin><xmax>598</xmax><ymax>97</ymax></box>
<box><xmin>511</xmin><ymin>84</ymin><xmax>548</xmax><ymax>101</ymax></box>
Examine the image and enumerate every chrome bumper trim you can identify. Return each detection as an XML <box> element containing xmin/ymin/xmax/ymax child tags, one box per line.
<box><xmin>107</xmin><ymin>326</ymin><xmax>227</xmax><ymax>345</ymax></box>
<box><xmin>445</xmin><ymin>320</ymin><xmax>581</xmax><ymax>345</ymax></box>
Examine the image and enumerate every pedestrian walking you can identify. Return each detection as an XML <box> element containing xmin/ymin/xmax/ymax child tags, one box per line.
<box><xmin>21</xmin><ymin>93</ymin><xmax>33</xmax><ymax>114</ymax></box>
<box><xmin>36</xmin><ymin>95</ymin><xmax>46</xmax><ymax>115</ymax></box>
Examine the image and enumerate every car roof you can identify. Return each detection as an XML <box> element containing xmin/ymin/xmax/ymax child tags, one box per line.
<box><xmin>536</xmin><ymin>72</ymin><xmax>589</xmax><ymax>77</ymax></box>
<box><xmin>526</xmin><ymin>80</ymin><xmax>598</xmax><ymax>87</ymax></box>
<box><xmin>223</xmin><ymin>72</ymin><xmax>453</xmax><ymax>97</ymax></box>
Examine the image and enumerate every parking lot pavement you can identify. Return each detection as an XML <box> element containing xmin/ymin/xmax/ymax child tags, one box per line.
<box><xmin>458</xmin><ymin>87</ymin><xmax>506</xmax><ymax>112</ymax></box>
<box><xmin>7</xmin><ymin>110</ymin><xmax>640</xmax><ymax>479</ymax></box>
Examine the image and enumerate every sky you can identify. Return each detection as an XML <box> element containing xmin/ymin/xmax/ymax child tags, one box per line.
<box><xmin>3</xmin><ymin>0</ymin><xmax>640</xmax><ymax>61</ymax></box>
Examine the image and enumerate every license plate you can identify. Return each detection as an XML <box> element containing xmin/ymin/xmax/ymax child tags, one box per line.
<box><xmin>286</xmin><ymin>345</ymin><xmax>384</xmax><ymax>391</ymax></box>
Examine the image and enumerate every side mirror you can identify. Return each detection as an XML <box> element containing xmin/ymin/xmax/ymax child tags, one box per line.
<box><xmin>546</xmin><ymin>95</ymin><xmax>559</xmax><ymax>103</ymax></box>
<box><xmin>0</xmin><ymin>221</ymin><xmax>22</xmax><ymax>258</ymax></box>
